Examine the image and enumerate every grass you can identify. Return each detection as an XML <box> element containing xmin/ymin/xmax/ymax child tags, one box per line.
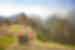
<box><xmin>0</xmin><ymin>35</ymin><xmax>16</xmax><ymax>48</ymax></box>
<box><xmin>35</xmin><ymin>40</ymin><xmax>75</xmax><ymax>48</ymax></box>
<box><xmin>34</xmin><ymin>40</ymin><xmax>64</xmax><ymax>48</ymax></box>
<box><xmin>0</xmin><ymin>24</ymin><xmax>19</xmax><ymax>48</ymax></box>
<box><xmin>9</xmin><ymin>24</ymin><xmax>22</xmax><ymax>32</ymax></box>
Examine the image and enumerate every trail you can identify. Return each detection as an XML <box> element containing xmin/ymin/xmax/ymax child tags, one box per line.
<box><xmin>6</xmin><ymin>39</ymin><xmax>75</xmax><ymax>50</ymax></box>
<box><xmin>6</xmin><ymin>25</ymin><xmax>75</xmax><ymax>50</ymax></box>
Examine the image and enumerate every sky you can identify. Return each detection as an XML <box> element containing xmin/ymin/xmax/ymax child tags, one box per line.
<box><xmin>0</xmin><ymin>0</ymin><xmax>74</xmax><ymax>19</ymax></box>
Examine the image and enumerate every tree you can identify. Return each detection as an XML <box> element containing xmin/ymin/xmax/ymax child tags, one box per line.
<box><xmin>66</xmin><ymin>10</ymin><xmax>75</xmax><ymax>44</ymax></box>
<box><xmin>4</xmin><ymin>18</ymin><xmax>10</xmax><ymax>25</ymax></box>
<box><xmin>46</xmin><ymin>14</ymin><xmax>66</xmax><ymax>43</ymax></box>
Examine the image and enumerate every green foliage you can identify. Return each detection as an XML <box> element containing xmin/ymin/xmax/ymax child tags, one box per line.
<box><xmin>37</xmin><ymin>32</ymin><xmax>49</xmax><ymax>42</ymax></box>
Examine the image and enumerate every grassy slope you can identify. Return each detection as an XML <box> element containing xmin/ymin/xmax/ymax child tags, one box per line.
<box><xmin>9</xmin><ymin>24</ymin><xmax>75</xmax><ymax>48</ymax></box>
<box><xmin>11</xmin><ymin>25</ymin><xmax>75</xmax><ymax>48</ymax></box>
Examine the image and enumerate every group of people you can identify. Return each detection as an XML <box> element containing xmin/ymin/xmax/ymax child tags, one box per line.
<box><xmin>18</xmin><ymin>32</ymin><xmax>33</xmax><ymax>45</ymax></box>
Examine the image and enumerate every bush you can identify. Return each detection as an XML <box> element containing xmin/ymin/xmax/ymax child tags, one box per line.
<box><xmin>37</xmin><ymin>32</ymin><xmax>49</xmax><ymax>42</ymax></box>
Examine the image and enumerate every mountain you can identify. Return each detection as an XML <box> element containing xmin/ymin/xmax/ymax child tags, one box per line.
<box><xmin>0</xmin><ymin>16</ymin><xmax>6</xmax><ymax>22</ymax></box>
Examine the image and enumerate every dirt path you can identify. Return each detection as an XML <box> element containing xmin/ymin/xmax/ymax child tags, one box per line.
<box><xmin>6</xmin><ymin>40</ymin><xmax>75</xmax><ymax>50</ymax></box>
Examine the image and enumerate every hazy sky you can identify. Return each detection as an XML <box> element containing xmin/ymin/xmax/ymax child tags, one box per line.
<box><xmin>0</xmin><ymin>0</ymin><xmax>74</xmax><ymax>18</ymax></box>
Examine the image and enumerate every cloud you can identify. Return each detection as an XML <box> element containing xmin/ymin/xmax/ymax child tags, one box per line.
<box><xmin>0</xmin><ymin>5</ymin><xmax>51</xmax><ymax>17</ymax></box>
<box><xmin>0</xmin><ymin>4</ymin><xmax>68</xmax><ymax>20</ymax></box>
